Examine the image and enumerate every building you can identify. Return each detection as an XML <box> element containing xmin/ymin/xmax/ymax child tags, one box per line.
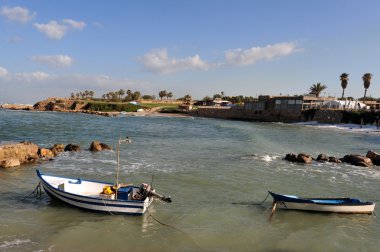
<box><xmin>243</xmin><ymin>95</ymin><xmax>332</xmax><ymax>122</ymax></box>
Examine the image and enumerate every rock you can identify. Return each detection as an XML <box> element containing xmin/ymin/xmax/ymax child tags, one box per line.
<box><xmin>284</xmin><ymin>153</ymin><xmax>298</xmax><ymax>162</ymax></box>
<box><xmin>64</xmin><ymin>144</ymin><xmax>81</xmax><ymax>152</ymax></box>
<box><xmin>366</xmin><ymin>150</ymin><xmax>380</xmax><ymax>165</ymax></box>
<box><xmin>38</xmin><ymin>148</ymin><xmax>54</xmax><ymax>159</ymax></box>
<box><xmin>328</xmin><ymin>156</ymin><xmax>341</xmax><ymax>163</ymax></box>
<box><xmin>89</xmin><ymin>141</ymin><xmax>112</xmax><ymax>151</ymax></box>
<box><xmin>0</xmin><ymin>141</ymin><xmax>39</xmax><ymax>168</ymax></box>
<box><xmin>100</xmin><ymin>143</ymin><xmax>112</xmax><ymax>150</ymax></box>
<box><xmin>1</xmin><ymin>159</ymin><xmax>21</xmax><ymax>168</ymax></box>
<box><xmin>50</xmin><ymin>144</ymin><xmax>65</xmax><ymax>156</ymax></box>
<box><xmin>297</xmin><ymin>153</ymin><xmax>313</xmax><ymax>164</ymax></box>
<box><xmin>316</xmin><ymin>153</ymin><xmax>329</xmax><ymax>162</ymax></box>
<box><xmin>89</xmin><ymin>141</ymin><xmax>102</xmax><ymax>151</ymax></box>
<box><xmin>341</xmin><ymin>154</ymin><xmax>373</xmax><ymax>167</ymax></box>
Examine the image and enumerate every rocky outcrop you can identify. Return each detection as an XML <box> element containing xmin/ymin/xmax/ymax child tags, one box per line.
<box><xmin>297</xmin><ymin>153</ymin><xmax>313</xmax><ymax>164</ymax></box>
<box><xmin>366</xmin><ymin>150</ymin><xmax>380</xmax><ymax>165</ymax></box>
<box><xmin>38</xmin><ymin>148</ymin><xmax>54</xmax><ymax>159</ymax></box>
<box><xmin>341</xmin><ymin>154</ymin><xmax>373</xmax><ymax>167</ymax></box>
<box><xmin>0</xmin><ymin>142</ymin><xmax>39</xmax><ymax>168</ymax></box>
<box><xmin>285</xmin><ymin>153</ymin><xmax>298</xmax><ymax>162</ymax></box>
<box><xmin>64</xmin><ymin>144</ymin><xmax>81</xmax><ymax>152</ymax></box>
<box><xmin>89</xmin><ymin>141</ymin><xmax>112</xmax><ymax>151</ymax></box>
<box><xmin>284</xmin><ymin>153</ymin><xmax>312</xmax><ymax>164</ymax></box>
<box><xmin>316</xmin><ymin>153</ymin><xmax>328</xmax><ymax>162</ymax></box>
<box><xmin>50</xmin><ymin>144</ymin><xmax>65</xmax><ymax>156</ymax></box>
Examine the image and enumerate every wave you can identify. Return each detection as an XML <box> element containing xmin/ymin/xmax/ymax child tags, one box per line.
<box><xmin>292</xmin><ymin>121</ymin><xmax>380</xmax><ymax>134</ymax></box>
<box><xmin>0</xmin><ymin>239</ymin><xmax>32</xmax><ymax>250</ymax></box>
<box><xmin>241</xmin><ymin>153</ymin><xmax>279</xmax><ymax>162</ymax></box>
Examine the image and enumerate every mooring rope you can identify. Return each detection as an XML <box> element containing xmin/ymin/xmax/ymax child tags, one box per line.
<box><xmin>21</xmin><ymin>182</ymin><xmax>43</xmax><ymax>201</ymax></box>
<box><xmin>147</xmin><ymin>214</ymin><xmax>204</xmax><ymax>251</ymax></box>
<box><xmin>232</xmin><ymin>192</ymin><xmax>270</xmax><ymax>206</ymax></box>
<box><xmin>100</xmin><ymin>198</ymin><xmax>114</xmax><ymax>215</ymax></box>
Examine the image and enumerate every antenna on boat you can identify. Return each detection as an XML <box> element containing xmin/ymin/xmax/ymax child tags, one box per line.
<box><xmin>150</xmin><ymin>174</ymin><xmax>154</xmax><ymax>188</ymax></box>
<box><xmin>115</xmin><ymin>136</ymin><xmax>132</xmax><ymax>199</ymax></box>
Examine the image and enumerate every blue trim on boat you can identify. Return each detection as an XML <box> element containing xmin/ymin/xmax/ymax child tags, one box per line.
<box><xmin>44</xmin><ymin>188</ymin><xmax>143</xmax><ymax>216</ymax></box>
<box><xmin>268</xmin><ymin>191</ymin><xmax>374</xmax><ymax>206</ymax></box>
<box><xmin>36</xmin><ymin>169</ymin><xmax>144</xmax><ymax>204</ymax></box>
<box><xmin>38</xmin><ymin>175</ymin><xmax>145</xmax><ymax>209</ymax></box>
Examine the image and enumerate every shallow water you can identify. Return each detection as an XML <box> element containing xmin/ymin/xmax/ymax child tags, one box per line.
<box><xmin>0</xmin><ymin>110</ymin><xmax>379</xmax><ymax>251</ymax></box>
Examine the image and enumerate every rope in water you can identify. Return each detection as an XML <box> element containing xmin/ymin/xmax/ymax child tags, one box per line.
<box><xmin>232</xmin><ymin>192</ymin><xmax>270</xmax><ymax>206</ymax></box>
<box><xmin>148</xmin><ymin>213</ymin><xmax>204</xmax><ymax>251</ymax></box>
<box><xmin>21</xmin><ymin>182</ymin><xmax>43</xmax><ymax>201</ymax></box>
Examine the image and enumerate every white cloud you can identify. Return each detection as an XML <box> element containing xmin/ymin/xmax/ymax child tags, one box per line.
<box><xmin>34</xmin><ymin>19</ymin><xmax>86</xmax><ymax>40</ymax></box>
<box><xmin>31</xmin><ymin>55</ymin><xmax>73</xmax><ymax>67</ymax></box>
<box><xmin>0</xmin><ymin>6</ymin><xmax>36</xmax><ymax>24</ymax></box>
<box><xmin>225</xmin><ymin>42</ymin><xmax>300</xmax><ymax>66</ymax></box>
<box><xmin>34</xmin><ymin>21</ymin><xmax>68</xmax><ymax>40</ymax></box>
<box><xmin>14</xmin><ymin>71</ymin><xmax>53</xmax><ymax>82</ymax></box>
<box><xmin>0</xmin><ymin>66</ymin><xmax>8</xmax><ymax>77</ymax></box>
<box><xmin>139</xmin><ymin>48</ymin><xmax>212</xmax><ymax>74</ymax></box>
<box><xmin>63</xmin><ymin>19</ymin><xmax>86</xmax><ymax>30</ymax></box>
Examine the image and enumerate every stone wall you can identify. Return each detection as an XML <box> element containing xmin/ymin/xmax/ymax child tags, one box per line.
<box><xmin>312</xmin><ymin>109</ymin><xmax>343</xmax><ymax>123</ymax></box>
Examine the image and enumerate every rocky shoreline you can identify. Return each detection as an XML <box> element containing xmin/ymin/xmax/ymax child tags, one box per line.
<box><xmin>0</xmin><ymin>141</ymin><xmax>112</xmax><ymax>168</ymax></box>
<box><xmin>284</xmin><ymin>150</ymin><xmax>380</xmax><ymax>167</ymax></box>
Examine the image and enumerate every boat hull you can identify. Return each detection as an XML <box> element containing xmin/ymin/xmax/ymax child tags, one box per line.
<box><xmin>269</xmin><ymin>191</ymin><xmax>375</xmax><ymax>214</ymax></box>
<box><xmin>275</xmin><ymin>201</ymin><xmax>375</xmax><ymax>214</ymax></box>
<box><xmin>37</xmin><ymin>170</ymin><xmax>153</xmax><ymax>215</ymax></box>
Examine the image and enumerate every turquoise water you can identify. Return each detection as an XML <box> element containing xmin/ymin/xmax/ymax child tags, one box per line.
<box><xmin>0</xmin><ymin>109</ymin><xmax>379</xmax><ymax>251</ymax></box>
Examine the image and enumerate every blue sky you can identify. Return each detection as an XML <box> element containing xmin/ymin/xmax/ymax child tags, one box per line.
<box><xmin>1</xmin><ymin>0</ymin><xmax>380</xmax><ymax>103</ymax></box>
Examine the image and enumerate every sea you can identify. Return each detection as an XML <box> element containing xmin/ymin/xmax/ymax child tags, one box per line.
<box><xmin>0</xmin><ymin>109</ymin><xmax>379</xmax><ymax>252</ymax></box>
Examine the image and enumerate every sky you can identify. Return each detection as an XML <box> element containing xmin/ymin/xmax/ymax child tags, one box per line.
<box><xmin>1</xmin><ymin>0</ymin><xmax>380</xmax><ymax>104</ymax></box>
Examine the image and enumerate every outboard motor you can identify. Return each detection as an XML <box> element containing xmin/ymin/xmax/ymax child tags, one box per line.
<box><xmin>138</xmin><ymin>183</ymin><xmax>172</xmax><ymax>203</ymax></box>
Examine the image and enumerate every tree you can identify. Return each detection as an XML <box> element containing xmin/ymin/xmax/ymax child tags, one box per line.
<box><xmin>159</xmin><ymin>90</ymin><xmax>167</xmax><ymax>100</ymax></box>
<box><xmin>340</xmin><ymin>73</ymin><xmax>349</xmax><ymax>99</ymax></box>
<box><xmin>132</xmin><ymin>91</ymin><xmax>141</xmax><ymax>101</ymax></box>
<box><xmin>183</xmin><ymin>94</ymin><xmax>192</xmax><ymax>105</ymax></box>
<box><xmin>309</xmin><ymin>83</ymin><xmax>327</xmax><ymax>98</ymax></box>
<box><xmin>362</xmin><ymin>73</ymin><xmax>372</xmax><ymax>103</ymax></box>
<box><xmin>89</xmin><ymin>91</ymin><xmax>94</xmax><ymax>99</ymax></box>
<box><xmin>167</xmin><ymin>92</ymin><xmax>173</xmax><ymax>100</ymax></box>
<box><xmin>117</xmin><ymin>89</ymin><xmax>125</xmax><ymax>99</ymax></box>
<box><xmin>70</xmin><ymin>93</ymin><xmax>75</xmax><ymax>99</ymax></box>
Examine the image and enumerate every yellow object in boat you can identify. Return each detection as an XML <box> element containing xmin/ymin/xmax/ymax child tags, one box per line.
<box><xmin>103</xmin><ymin>186</ymin><xmax>114</xmax><ymax>195</ymax></box>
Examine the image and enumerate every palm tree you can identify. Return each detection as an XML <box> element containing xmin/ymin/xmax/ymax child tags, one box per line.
<box><xmin>184</xmin><ymin>94</ymin><xmax>192</xmax><ymax>105</ymax></box>
<box><xmin>362</xmin><ymin>73</ymin><xmax>372</xmax><ymax>103</ymax></box>
<box><xmin>340</xmin><ymin>73</ymin><xmax>349</xmax><ymax>99</ymax></box>
<box><xmin>167</xmin><ymin>92</ymin><xmax>173</xmax><ymax>100</ymax></box>
<box><xmin>118</xmin><ymin>89</ymin><xmax>125</xmax><ymax>99</ymax></box>
<box><xmin>159</xmin><ymin>90</ymin><xmax>167</xmax><ymax>100</ymax></box>
<box><xmin>309</xmin><ymin>83</ymin><xmax>327</xmax><ymax>98</ymax></box>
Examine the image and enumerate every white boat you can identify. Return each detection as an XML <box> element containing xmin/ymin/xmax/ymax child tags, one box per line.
<box><xmin>269</xmin><ymin>191</ymin><xmax>375</xmax><ymax>214</ymax></box>
<box><xmin>36</xmin><ymin>137</ymin><xmax>171</xmax><ymax>215</ymax></box>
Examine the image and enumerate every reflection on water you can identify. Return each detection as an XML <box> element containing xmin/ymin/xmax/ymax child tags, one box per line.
<box><xmin>0</xmin><ymin>110</ymin><xmax>379</xmax><ymax>251</ymax></box>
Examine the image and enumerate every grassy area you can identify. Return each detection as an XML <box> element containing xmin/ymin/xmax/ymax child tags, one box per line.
<box><xmin>84</xmin><ymin>101</ymin><xmax>140</xmax><ymax>112</ymax></box>
<box><xmin>141</xmin><ymin>103</ymin><xmax>179</xmax><ymax>109</ymax></box>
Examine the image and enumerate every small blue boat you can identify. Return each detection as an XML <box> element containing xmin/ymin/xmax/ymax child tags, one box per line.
<box><xmin>269</xmin><ymin>191</ymin><xmax>375</xmax><ymax>214</ymax></box>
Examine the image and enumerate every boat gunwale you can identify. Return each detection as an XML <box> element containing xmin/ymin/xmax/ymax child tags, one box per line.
<box><xmin>268</xmin><ymin>191</ymin><xmax>375</xmax><ymax>206</ymax></box>
<box><xmin>37</xmin><ymin>169</ymin><xmax>146</xmax><ymax>204</ymax></box>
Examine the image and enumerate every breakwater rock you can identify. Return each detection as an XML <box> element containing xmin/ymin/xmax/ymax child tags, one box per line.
<box><xmin>89</xmin><ymin>141</ymin><xmax>112</xmax><ymax>151</ymax></box>
<box><xmin>1</xmin><ymin>141</ymin><xmax>113</xmax><ymax>168</ymax></box>
<box><xmin>0</xmin><ymin>141</ymin><xmax>39</xmax><ymax>168</ymax></box>
<box><xmin>284</xmin><ymin>151</ymin><xmax>380</xmax><ymax>167</ymax></box>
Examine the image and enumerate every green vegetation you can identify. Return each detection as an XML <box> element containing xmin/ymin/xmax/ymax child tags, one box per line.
<box><xmin>362</xmin><ymin>73</ymin><xmax>372</xmax><ymax>103</ymax></box>
<box><xmin>340</xmin><ymin>73</ymin><xmax>349</xmax><ymax>99</ymax></box>
<box><xmin>309</xmin><ymin>83</ymin><xmax>327</xmax><ymax>98</ymax></box>
<box><xmin>84</xmin><ymin>102</ymin><xmax>141</xmax><ymax>112</ymax></box>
